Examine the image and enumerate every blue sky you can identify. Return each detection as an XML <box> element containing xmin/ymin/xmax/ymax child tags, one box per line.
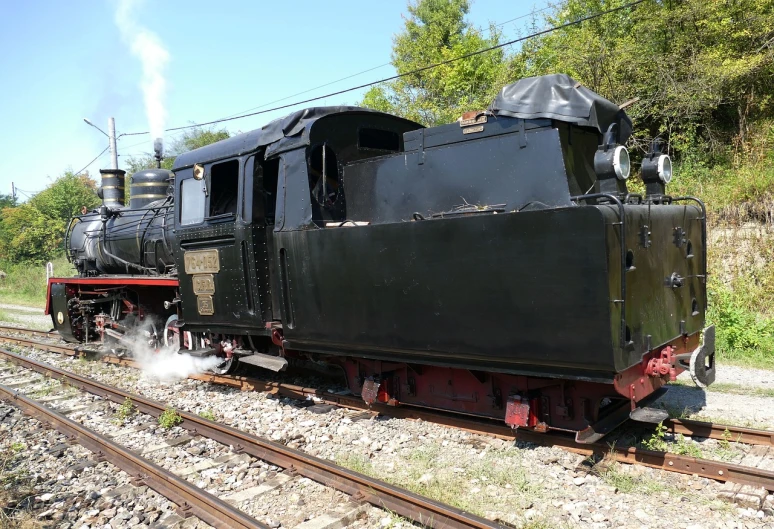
<box><xmin>0</xmin><ymin>0</ymin><xmax>547</xmax><ymax>198</ymax></box>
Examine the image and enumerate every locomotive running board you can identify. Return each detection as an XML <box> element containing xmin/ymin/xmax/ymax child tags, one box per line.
<box><xmin>575</xmin><ymin>387</ymin><xmax>668</xmax><ymax>444</ymax></box>
<box><xmin>237</xmin><ymin>353</ymin><xmax>288</xmax><ymax>372</ymax></box>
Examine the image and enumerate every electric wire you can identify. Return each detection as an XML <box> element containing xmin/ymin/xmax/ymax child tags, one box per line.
<box><xmin>74</xmin><ymin>146</ymin><xmax>110</xmax><ymax>176</ymax></box>
<box><xmin>198</xmin><ymin>7</ymin><xmax>553</xmax><ymax>124</ymax></box>
<box><xmin>213</xmin><ymin>6</ymin><xmax>554</xmax><ymax>123</ymax></box>
<box><xmin>121</xmin><ymin>0</ymin><xmax>647</xmax><ymax>137</ymax></box>
<box><xmin>112</xmin><ymin>3</ymin><xmax>554</xmax><ymax>153</ymax></box>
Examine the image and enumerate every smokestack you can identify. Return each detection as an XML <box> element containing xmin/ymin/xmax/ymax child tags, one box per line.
<box><xmin>154</xmin><ymin>137</ymin><xmax>163</xmax><ymax>168</ymax></box>
<box><xmin>99</xmin><ymin>168</ymin><xmax>126</xmax><ymax>207</ymax></box>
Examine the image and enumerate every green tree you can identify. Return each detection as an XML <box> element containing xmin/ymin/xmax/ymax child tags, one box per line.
<box><xmin>0</xmin><ymin>194</ymin><xmax>16</xmax><ymax>211</ymax></box>
<box><xmin>30</xmin><ymin>172</ymin><xmax>100</xmax><ymax>221</ymax></box>
<box><xmin>517</xmin><ymin>0</ymin><xmax>774</xmax><ymax>159</ymax></box>
<box><xmin>0</xmin><ymin>172</ymin><xmax>99</xmax><ymax>264</ymax></box>
<box><xmin>124</xmin><ymin>126</ymin><xmax>231</xmax><ymax>174</ymax></box>
<box><xmin>360</xmin><ymin>0</ymin><xmax>507</xmax><ymax>126</ymax></box>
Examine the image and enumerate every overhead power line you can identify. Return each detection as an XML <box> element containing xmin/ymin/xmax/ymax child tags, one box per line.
<box><xmin>74</xmin><ymin>146</ymin><xmax>110</xmax><ymax>176</ymax></box>
<box><xmin>494</xmin><ymin>5</ymin><xmax>553</xmax><ymax>28</ymax></box>
<box><xmin>123</xmin><ymin>0</ymin><xmax>646</xmax><ymax>137</ymax></box>
<box><xmin>119</xmin><ymin>5</ymin><xmax>551</xmax><ymax>146</ymax></box>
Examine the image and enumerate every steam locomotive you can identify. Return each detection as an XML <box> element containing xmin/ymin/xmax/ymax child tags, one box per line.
<box><xmin>48</xmin><ymin>74</ymin><xmax>715</xmax><ymax>442</ymax></box>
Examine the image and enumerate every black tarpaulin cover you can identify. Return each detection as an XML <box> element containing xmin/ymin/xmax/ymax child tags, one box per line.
<box><xmin>489</xmin><ymin>73</ymin><xmax>632</xmax><ymax>142</ymax></box>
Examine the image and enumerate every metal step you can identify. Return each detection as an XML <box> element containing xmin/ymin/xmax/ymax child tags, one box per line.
<box><xmin>237</xmin><ymin>353</ymin><xmax>288</xmax><ymax>372</ymax></box>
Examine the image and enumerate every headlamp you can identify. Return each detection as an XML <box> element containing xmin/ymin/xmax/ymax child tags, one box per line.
<box><xmin>612</xmin><ymin>145</ymin><xmax>631</xmax><ymax>181</ymax></box>
<box><xmin>656</xmin><ymin>154</ymin><xmax>672</xmax><ymax>184</ymax></box>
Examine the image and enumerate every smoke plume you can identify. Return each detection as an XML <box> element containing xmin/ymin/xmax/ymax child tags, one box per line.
<box><xmin>114</xmin><ymin>0</ymin><xmax>169</xmax><ymax>141</ymax></box>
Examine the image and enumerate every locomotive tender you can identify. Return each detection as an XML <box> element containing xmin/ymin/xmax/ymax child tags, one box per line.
<box><xmin>49</xmin><ymin>74</ymin><xmax>715</xmax><ymax>442</ymax></box>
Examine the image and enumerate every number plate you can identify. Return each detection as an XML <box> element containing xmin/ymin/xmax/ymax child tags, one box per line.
<box><xmin>459</xmin><ymin>115</ymin><xmax>487</xmax><ymax>127</ymax></box>
<box><xmin>192</xmin><ymin>274</ymin><xmax>215</xmax><ymax>295</ymax></box>
<box><xmin>197</xmin><ymin>295</ymin><xmax>214</xmax><ymax>316</ymax></box>
<box><xmin>184</xmin><ymin>249</ymin><xmax>220</xmax><ymax>274</ymax></box>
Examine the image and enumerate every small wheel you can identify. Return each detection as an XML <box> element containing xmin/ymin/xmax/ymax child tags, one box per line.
<box><xmin>164</xmin><ymin>314</ymin><xmax>181</xmax><ymax>350</ymax></box>
<box><xmin>209</xmin><ymin>355</ymin><xmax>238</xmax><ymax>375</ymax></box>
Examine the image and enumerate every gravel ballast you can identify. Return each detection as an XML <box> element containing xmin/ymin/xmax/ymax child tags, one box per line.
<box><xmin>2</xmin><ymin>343</ymin><xmax>773</xmax><ymax>529</ymax></box>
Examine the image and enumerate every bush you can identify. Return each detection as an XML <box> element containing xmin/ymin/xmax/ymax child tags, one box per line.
<box><xmin>707</xmin><ymin>278</ymin><xmax>774</xmax><ymax>369</ymax></box>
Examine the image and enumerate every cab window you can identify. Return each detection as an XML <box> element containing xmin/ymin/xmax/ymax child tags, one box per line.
<box><xmin>209</xmin><ymin>160</ymin><xmax>239</xmax><ymax>218</ymax></box>
<box><xmin>180</xmin><ymin>178</ymin><xmax>205</xmax><ymax>225</ymax></box>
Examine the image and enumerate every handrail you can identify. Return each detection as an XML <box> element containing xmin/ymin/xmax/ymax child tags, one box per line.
<box><xmin>63</xmin><ymin>216</ymin><xmax>78</xmax><ymax>263</ymax></box>
<box><xmin>670</xmin><ymin>195</ymin><xmax>709</xmax><ymax>305</ymax></box>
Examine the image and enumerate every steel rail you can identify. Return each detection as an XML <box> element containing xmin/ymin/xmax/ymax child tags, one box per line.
<box><xmin>0</xmin><ymin>347</ymin><xmax>505</xmax><ymax>529</ymax></box>
<box><xmin>664</xmin><ymin>418</ymin><xmax>774</xmax><ymax>448</ymax></box>
<box><xmin>0</xmin><ymin>382</ymin><xmax>269</xmax><ymax>529</ymax></box>
<box><xmin>0</xmin><ymin>324</ymin><xmax>59</xmax><ymax>339</ymax></box>
<box><xmin>519</xmin><ymin>430</ymin><xmax>774</xmax><ymax>491</ymax></box>
<box><xmin>4</xmin><ymin>332</ymin><xmax>774</xmax><ymax>491</ymax></box>
<box><xmin>4</xmin><ymin>331</ymin><xmax>774</xmax><ymax>450</ymax></box>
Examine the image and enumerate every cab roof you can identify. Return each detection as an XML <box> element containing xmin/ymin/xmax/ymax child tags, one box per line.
<box><xmin>172</xmin><ymin>106</ymin><xmax>422</xmax><ymax>170</ymax></box>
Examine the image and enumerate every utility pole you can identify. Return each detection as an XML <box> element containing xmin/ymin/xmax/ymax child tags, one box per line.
<box><xmin>11</xmin><ymin>182</ymin><xmax>16</xmax><ymax>202</ymax></box>
<box><xmin>84</xmin><ymin>117</ymin><xmax>119</xmax><ymax>170</ymax></box>
<box><xmin>108</xmin><ymin>117</ymin><xmax>118</xmax><ymax>170</ymax></box>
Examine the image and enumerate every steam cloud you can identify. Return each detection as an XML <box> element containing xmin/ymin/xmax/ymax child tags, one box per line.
<box><xmin>135</xmin><ymin>347</ymin><xmax>221</xmax><ymax>382</ymax></box>
<box><xmin>114</xmin><ymin>0</ymin><xmax>169</xmax><ymax>141</ymax></box>
<box><xmin>120</xmin><ymin>320</ymin><xmax>221</xmax><ymax>382</ymax></box>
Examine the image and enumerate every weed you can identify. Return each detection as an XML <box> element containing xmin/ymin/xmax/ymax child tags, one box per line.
<box><xmin>642</xmin><ymin>422</ymin><xmax>669</xmax><ymax>452</ymax></box>
<box><xmin>672</xmin><ymin>434</ymin><xmax>703</xmax><ymax>458</ymax></box>
<box><xmin>114</xmin><ymin>398</ymin><xmax>135</xmax><ymax>423</ymax></box>
<box><xmin>641</xmin><ymin>422</ymin><xmax>704</xmax><ymax>458</ymax></box>
<box><xmin>10</xmin><ymin>442</ymin><xmax>25</xmax><ymax>453</ymax></box>
<box><xmin>158</xmin><ymin>408</ymin><xmax>183</xmax><ymax>429</ymax></box>
<box><xmin>198</xmin><ymin>409</ymin><xmax>216</xmax><ymax>421</ymax></box>
<box><xmin>719</xmin><ymin>428</ymin><xmax>732</xmax><ymax>451</ymax></box>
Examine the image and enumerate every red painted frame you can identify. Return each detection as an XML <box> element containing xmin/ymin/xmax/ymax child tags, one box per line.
<box><xmin>45</xmin><ymin>277</ymin><xmax>179</xmax><ymax>314</ymax></box>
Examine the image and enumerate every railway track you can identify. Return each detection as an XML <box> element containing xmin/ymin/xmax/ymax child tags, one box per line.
<box><xmin>0</xmin><ymin>382</ymin><xmax>269</xmax><ymax>529</ymax></box>
<box><xmin>2</xmin><ymin>324</ymin><xmax>774</xmax><ymax>496</ymax></box>
<box><xmin>0</xmin><ymin>346</ymin><xmax>504</xmax><ymax>529</ymax></box>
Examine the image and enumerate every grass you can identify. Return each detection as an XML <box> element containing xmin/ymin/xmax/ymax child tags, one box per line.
<box><xmin>0</xmin><ymin>256</ymin><xmax>75</xmax><ymax>307</ymax></box>
<box><xmin>337</xmin><ymin>445</ymin><xmax>539</xmax><ymax>519</ymax></box>
<box><xmin>598</xmin><ymin>461</ymin><xmax>669</xmax><ymax>495</ymax></box>
<box><xmin>0</xmin><ymin>310</ymin><xmax>25</xmax><ymax>326</ymax></box>
<box><xmin>669</xmin><ymin>378</ymin><xmax>774</xmax><ymax>397</ymax></box>
<box><xmin>27</xmin><ymin>383</ymin><xmax>56</xmax><ymax>398</ymax></box>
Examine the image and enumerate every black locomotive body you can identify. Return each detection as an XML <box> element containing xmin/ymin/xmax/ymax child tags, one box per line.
<box><xmin>50</xmin><ymin>74</ymin><xmax>715</xmax><ymax>441</ymax></box>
